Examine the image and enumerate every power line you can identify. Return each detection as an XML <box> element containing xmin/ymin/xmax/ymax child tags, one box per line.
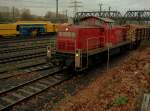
<box><xmin>69</xmin><ymin>0</ymin><xmax>82</xmax><ymax>16</ymax></box>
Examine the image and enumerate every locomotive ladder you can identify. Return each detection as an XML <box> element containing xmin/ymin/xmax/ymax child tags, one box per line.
<box><xmin>75</xmin><ymin>40</ymin><xmax>88</xmax><ymax>71</ymax></box>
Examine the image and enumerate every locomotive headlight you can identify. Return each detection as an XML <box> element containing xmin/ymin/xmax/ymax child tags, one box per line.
<box><xmin>76</xmin><ymin>53</ymin><xmax>79</xmax><ymax>57</ymax></box>
<box><xmin>66</xmin><ymin>28</ymin><xmax>69</xmax><ymax>31</ymax></box>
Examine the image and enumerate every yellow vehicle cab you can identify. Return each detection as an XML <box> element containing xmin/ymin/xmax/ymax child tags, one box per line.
<box><xmin>0</xmin><ymin>23</ymin><xmax>19</xmax><ymax>37</ymax></box>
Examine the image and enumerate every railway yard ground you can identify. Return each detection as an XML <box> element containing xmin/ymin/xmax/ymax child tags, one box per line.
<box><xmin>52</xmin><ymin>41</ymin><xmax>150</xmax><ymax>111</ymax></box>
<box><xmin>0</xmin><ymin>37</ymin><xmax>149</xmax><ymax>111</ymax></box>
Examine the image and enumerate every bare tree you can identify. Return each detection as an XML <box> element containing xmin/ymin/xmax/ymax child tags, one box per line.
<box><xmin>21</xmin><ymin>9</ymin><xmax>32</xmax><ymax>19</ymax></box>
<box><xmin>12</xmin><ymin>7</ymin><xmax>20</xmax><ymax>18</ymax></box>
<box><xmin>2</xmin><ymin>12</ymin><xmax>11</xmax><ymax>18</ymax></box>
<box><xmin>45</xmin><ymin>11</ymin><xmax>55</xmax><ymax>19</ymax></box>
<box><xmin>44</xmin><ymin>11</ymin><xmax>68</xmax><ymax>23</ymax></box>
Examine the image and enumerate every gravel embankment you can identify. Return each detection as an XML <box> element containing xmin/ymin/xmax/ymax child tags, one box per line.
<box><xmin>53</xmin><ymin>44</ymin><xmax>150</xmax><ymax>111</ymax></box>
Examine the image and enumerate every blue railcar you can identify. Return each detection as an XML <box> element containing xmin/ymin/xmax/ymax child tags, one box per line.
<box><xmin>17</xmin><ymin>24</ymin><xmax>45</xmax><ymax>37</ymax></box>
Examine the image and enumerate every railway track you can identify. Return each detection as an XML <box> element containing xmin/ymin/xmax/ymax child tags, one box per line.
<box><xmin>0</xmin><ymin>64</ymin><xmax>52</xmax><ymax>91</ymax></box>
<box><xmin>0</xmin><ymin>36</ymin><xmax>54</xmax><ymax>46</ymax></box>
<box><xmin>0</xmin><ymin>38</ymin><xmax>52</xmax><ymax>49</ymax></box>
<box><xmin>0</xmin><ymin>37</ymin><xmax>55</xmax><ymax>64</ymax></box>
<box><xmin>0</xmin><ymin>63</ymin><xmax>48</xmax><ymax>80</ymax></box>
<box><xmin>0</xmin><ymin>42</ymin><xmax>48</xmax><ymax>53</ymax></box>
<box><xmin>0</xmin><ymin>66</ymin><xmax>68</xmax><ymax>111</ymax></box>
<box><xmin>0</xmin><ymin>35</ymin><xmax>54</xmax><ymax>60</ymax></box>
<box><xmin>0</xmin><ymin>51</ymin><xmax>46</xmax><ymax>64</ymax></box>
<box><xmin>0</xmin><ymin>36</ymin><xmax>59</xmax><ymax>110</ymax></box>
<box><xmin>0</xmin><ymin>42</ymin><xmax>55</xmax><ymax>65</ymax></box>
<box><xmin>0</xmin><ymin>45</ymin><xmax>46</xmax><ymax>55</ymax></box>
<box><xmin>0</xmin><ymin>56</ymin><xmax>47</xmax><ymax>75</ymax></box>
<box><xmin>0</xmin><ymin>35</ymin><xmax>55</xmax><ymax>52</ymax></box>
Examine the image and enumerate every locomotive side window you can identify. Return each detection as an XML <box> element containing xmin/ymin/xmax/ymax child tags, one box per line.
<box><xmin>59</xmin><ymin>32</ymin><xmax>76</xmax><ymax>38</ymax></box>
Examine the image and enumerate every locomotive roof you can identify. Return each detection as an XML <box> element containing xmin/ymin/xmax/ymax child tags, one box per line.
<box><xmin>16</xmin><ymin>21</ymin><xmax>52</xmax><ymax>25</ymax></box>
<box><xmin>66</xmin><ymin>25</ymin><xmax>104</xmax><ymax>29</ymax></box>
<box><xmin>80</xmin><ymin>16</ymin><xmax>115</xmax><ymax>23</ymax></box>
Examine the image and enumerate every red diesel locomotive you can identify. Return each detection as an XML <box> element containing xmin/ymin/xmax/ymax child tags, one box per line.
<box><xmin>47</xmin><ymin>16</ymin><xmax>147</xmax><ymax>71</ymax></box>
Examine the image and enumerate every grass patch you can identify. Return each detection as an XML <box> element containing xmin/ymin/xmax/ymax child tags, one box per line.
<box><xmin>112</xmin><ymin>95</ymin><xmax>128</xmax><ymax>106</ymax></box>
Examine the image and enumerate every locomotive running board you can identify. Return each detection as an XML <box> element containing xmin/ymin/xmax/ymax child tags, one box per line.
<box><xmin>141</xmin><ymin>94</ymin><xmax>150</xmax><ymax>111</ymax></box>
<box><xmin>88</xmin><ymin>40</ymin><xmax>131</xmax><ymax>56</ymax></box>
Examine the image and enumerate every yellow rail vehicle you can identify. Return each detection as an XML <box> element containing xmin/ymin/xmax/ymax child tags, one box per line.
<box><xmin>45</xmin><ymin>22</ymin><xmax>57</xmax><ymax>34</ymax></box>
<box><xmin>0</xmin><ymin>21</ymin><xmax>67</xmax><ymax>37</ymax></box>
<box><xmin>0</xmin><ymin>24</ymin><xmax>19</xmax><ymax>37</ymax></box>
<box><xmin>16</xmin><ymin>21</ymin><xmax>57</xmax><ymax>36</ymax></box>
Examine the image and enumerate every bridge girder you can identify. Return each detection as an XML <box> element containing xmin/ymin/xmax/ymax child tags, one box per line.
<box><xmin>74</xmin><ymin>10</ymin><xmax>150</xmax><ymax>24</ymax></box>
<box><xmin>124</xmin><ymin>10</ymin><xmax>150</xmax><ymax>21</ymax></box>
<box><xmin>75</xmin><ymin>11</ymin><xmax>122</xmax><ymax>21</ymax></box>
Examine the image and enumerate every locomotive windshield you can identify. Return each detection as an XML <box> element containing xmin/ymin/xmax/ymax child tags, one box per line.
<box><xmin>59</xmin><ymin>32</ymin><xmax>76</xmax><ymax>38</ymax></box>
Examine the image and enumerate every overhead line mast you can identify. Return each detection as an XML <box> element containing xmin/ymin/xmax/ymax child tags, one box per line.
<box><xmin>99</xmin><ymin>3</ymin><xmax>103</xmax><ymax>16</ymax></box>
<box><xmin>56</xmin><ymin>0</ymin><xmax>58</xmax><ymax>17</ymax></box>
<box><xmin>69</xmin><ymin>0</ymin><xmax>82</xmax><ymax>16</ymax></box>
<box><xmin>99</xmin><ymin>3</ymin><xmax>103</xmax><ymax>12</ymax></box>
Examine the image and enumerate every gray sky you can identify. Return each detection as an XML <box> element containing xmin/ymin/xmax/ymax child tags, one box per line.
<box><xmin>0</xmin><ymin>0</ymin><xmax>150</xmax><ymax>16</ymax></box>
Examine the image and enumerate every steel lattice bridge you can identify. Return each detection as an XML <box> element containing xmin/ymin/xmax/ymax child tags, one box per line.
<box><xmin>74</xmin><ymin>10</ymin><xmax>150</xmax><ymax>24</ymax></box>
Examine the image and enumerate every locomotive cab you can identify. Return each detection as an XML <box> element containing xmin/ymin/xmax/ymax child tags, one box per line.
<box><xmin>47</xmin><ymin>25</ymin><xmax>77</xmax><ymax>68</ymax></box>
<box><xmin>57</xmin><ymin>26</ymin><xmax>77</xmax><ymax>54</ymax></box>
